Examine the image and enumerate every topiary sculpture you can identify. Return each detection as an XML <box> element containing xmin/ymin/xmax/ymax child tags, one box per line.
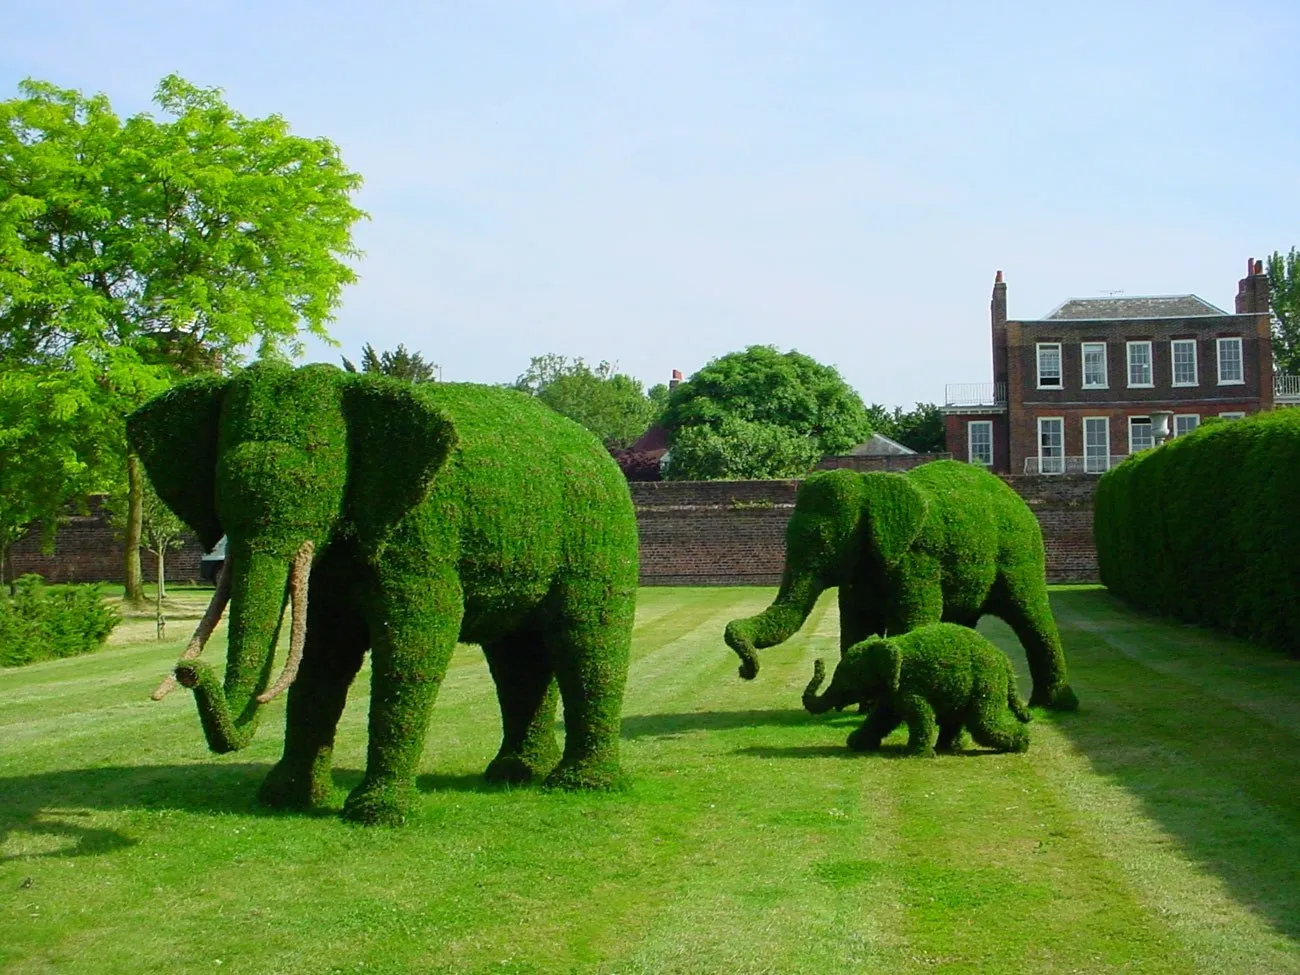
<box><xmin>128</xmin><ymin>362</ymin><xmax>639</xmax><ymax>826</ymax></box>
<box><xmin>725</xmin><ymin>461</ymin><xmax>1077</xmax><ymax>710</ymax></box>
<box><xmin>802</xmin><ymin>622</ymin><xmax>1031</xmax><ymax>756</ymax></box>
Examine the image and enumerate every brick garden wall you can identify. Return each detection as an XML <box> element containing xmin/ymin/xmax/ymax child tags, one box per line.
<box><xmin>11</xmin><ymin>473</ymin><xmax>1102</xmax><ymax>587</ymax></box>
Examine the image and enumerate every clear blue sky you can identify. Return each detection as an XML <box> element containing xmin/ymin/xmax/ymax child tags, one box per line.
<box><xmin>4</xmin><ymin>1</ymin><xmax>1297</xmax><ymax>407</ymax></box>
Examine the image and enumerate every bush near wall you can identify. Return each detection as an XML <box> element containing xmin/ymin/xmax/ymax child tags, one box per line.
<box><xmin>1095</xmin><ymin>410</ymin><xmax>1300</xmax><ymax>654</ymax></box>
<box><xmin>0</xmin><ymin>575</ymin><xmax>121</xmax><ymax>668</ymax></box>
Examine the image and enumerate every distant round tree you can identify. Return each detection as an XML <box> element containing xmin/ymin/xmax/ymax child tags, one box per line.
<box><xmin>661</xmin><ymin>346</ymin><xmax>871</xmax><ymax>479</ymax></box>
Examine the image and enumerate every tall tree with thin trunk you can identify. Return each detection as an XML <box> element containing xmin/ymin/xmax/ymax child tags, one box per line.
<box><xmin>1267</xmin><ymin>248</ymin><xmax>1300</xmax><ymax>376</ymax></box>
<box><xmin>0</xmin><ymin>75</ymin><xmax>367</xmax><ymax>602</ymax></box>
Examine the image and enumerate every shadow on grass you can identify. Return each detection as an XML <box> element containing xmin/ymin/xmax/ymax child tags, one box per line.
<box><xmin>0</xmin><ymin>762</ymin><xmax>514</xmax><ymax>859</ymax></box>
<box><xmin>1033</xmin><ymin>588</ymin><xmax>1300</xmax><ymax>944</ymax></box>
<box><xmin>736</xmin><ymin>743</ymin><xmax>1008</xmax><ymax>760</ymax></box>
<box><xmin>620</xmin><ymin>708</ymin><xmax>829</xmax><ymax>739</ymax></box>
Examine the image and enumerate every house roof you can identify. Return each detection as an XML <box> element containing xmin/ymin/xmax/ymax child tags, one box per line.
<box><xmin>1039</xmin><ymin>294</ymin><xmax>1228</xmax><ymax>320</ymax></box>
<box><xmin>846</xmin><ymin>433</ymin><xmax>917</xmax><ymax>456</ymax></box>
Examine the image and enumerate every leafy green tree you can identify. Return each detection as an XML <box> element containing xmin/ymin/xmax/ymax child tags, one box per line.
<box><xmin>342</xmin><ymin>343</ymin><xmax>438</xmax><ymax>382</ymax></box>
<box><xmin>1267</xmin><ymin>249</ymin><xmax>1300</xmax><ymax>375</ymax></box>
<box><xmin>661</xmin><ymin>346</ymin><xmax>872</xmax><ymax>478</ymax></box>
<box><xmin>0</xmin><ymin>366</ymin><xmax>119</xmax><ymax>593</ymax></box>
<box><xmin>0</xmin><ymin>75</ymin><xmax>366</xmax><ymax>601</ymax></box>
<box><xmin>662</xmin><ymin>417</ymin><xmax>821</xmax><ymax>480</ymax></box>
<box><xmin>864</xmin><ymin>402</ymin><xmax>945</xmax><ymax>454</ymax></box>
<box><xmin>514</xmin><ymin>354</ymin><xmax>659</xmax><ymax>450</ymax></box>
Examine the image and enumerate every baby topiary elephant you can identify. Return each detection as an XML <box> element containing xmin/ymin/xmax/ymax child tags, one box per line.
<box><xmin>803</xmin><ymin>623</ymin><xmax>1031</xmax><ymax>757</ymax></box>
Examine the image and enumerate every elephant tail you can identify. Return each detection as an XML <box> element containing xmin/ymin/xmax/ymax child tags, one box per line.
<box><xmin>1008</xmin><ymin>686</ymin><xmax>1033</xmax><ymax>724</ymax></box>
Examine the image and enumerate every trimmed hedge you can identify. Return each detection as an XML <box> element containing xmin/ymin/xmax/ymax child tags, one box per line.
<box><xmin>0</xmin><ymin>575</ymin><xmax>120</xmax><ymax>668</ymax></box>
<box><xmin>1095</xmin><ymin>409</ymin><xmax>1300</xmax><ymax>653</ymax></box>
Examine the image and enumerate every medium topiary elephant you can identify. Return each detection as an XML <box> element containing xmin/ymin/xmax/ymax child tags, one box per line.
<box><xmin>128</xmin><ymin>362</ymin><xmax>639</xmax><ymax>826</ymax></box>
<box><xmin>725</xmin><ymin>461</ymin><xmax>1077</xmax><ymax>710</ymax></box>
<box><xmin>802</xmin><ymin>623</ymin><xmax>1032</xmax><ymax>756</ymax></box>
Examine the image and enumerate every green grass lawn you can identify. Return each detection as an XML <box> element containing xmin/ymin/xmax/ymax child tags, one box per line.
<box><xmin>3</xmin><ymin>586</ymin><xmax>1300</xmax><ymax>974</ymax></box>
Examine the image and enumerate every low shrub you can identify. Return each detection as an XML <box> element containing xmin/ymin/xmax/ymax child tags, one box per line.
<box><xmin>1095</xmin><ymin>410</ymin><xmax>1300</xmax><ymax>654</ymax></box>
<box><xmin>0</xmin><ymin>575</ymin><xmax>121</xmax><ymax>668</ymax></box>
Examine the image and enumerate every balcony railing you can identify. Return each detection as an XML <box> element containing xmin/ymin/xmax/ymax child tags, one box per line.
<box><xmin>1023</xmin><ymin>454</ymin><xmax>1130</xmax><ymax>475</ymax></box>
<box><xmin>944</xmin><ymin>382</ymin><xmax>1007</xmax><ymax>408</ymax></box>
<box><xmin>1276</xmin><ymin>374</ymin><xmax>1300</xmax><ymax>403</ymax></box>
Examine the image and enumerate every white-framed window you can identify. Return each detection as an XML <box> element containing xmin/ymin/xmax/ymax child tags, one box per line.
<box><xmin>1083</xmin><ymin>417</ymin><xmax>1110</xmax><ymax>474</ymax></box>
<box><xmin>1217</xmin><ymin>337</ymin><xmax>1244</xmax><ymax>384</ymax></box>
<box><xmin>1037</xmin><ymin>343</ymin><xmax>1063</xmax><ymax>388</ymax></box>
<box><xmin>1129</xmin><ymin>416</ymin><xmax>1154</xmax><ymax>453</ymax></box>
<box><xmin>1038</xmin><ymin>417</ymin><xmax>1064</xmax><ymax>474</ymax></box>
<box><xmin>1219</xmin><ymin>411</ymin><xmax>1246</xmax><ymax>420</ymax></box>
<box><xmin>967</xmin><ymin>420</ymin><xmax>993</xmax><ymax>466</ymax></box>
<box><xmin>1081</xmin><ymin>342</ymin><xmax>1108</xmax><ymax>389</ymax></box>
<box><xmin>1171</xmin><ymin>339</ymin><xmax>1198</xmax><ymax>386</ymax></box>
<box><xmin>1127</xmin><ymin>341</ymin><xmax>1153</xmax><ymax>387</ymax></box>
<box><xmin>1174</xmin><ymin>414</ymin><xmax>1199</xmax><ymax>437</ymax></box>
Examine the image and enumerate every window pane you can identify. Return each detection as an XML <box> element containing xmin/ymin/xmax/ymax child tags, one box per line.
<box><xmin>1083</xmin><ymin>417</ymin><xmax>1109</xmax><ymax>473</ymax></box>
<box><xmin>1218</xmin><ymin>338</ymin><xmax>1243</xmax><ymax>383</ymax></box>
<box><xmin>1083</xmin><ymin>344</ymin><xmax>1107</xmax><ymax>387</ymax></box>
<box><xmin>1174</xmin><ymin>415</ymin><xmax>1199</xmax><ymax>437</ymax></box>
<box><xmin>1039</xmin><ymin>418</ymin><xmax>1064</xmax><ymax>473</ymax></box>
<box><xmin>1172</xmin><ymin>340</ymin><xmax>1197</xmax><ymax>385</ymax></box>
<box><xmin>1130</xmin><ymin>418</ymin><xmax>1153</xmax><ymax>452</ymax></box>
<box><xmin>1038</xmin><ymin>345</ymin><xmax>1061</xmax><ymax>386</ymax></box>
<box><xmin>1128</xmin><ymin>343</ymin><xmax>1152</xmax><ymax>385</ymax></box>
<box><xmin>968</xmin><ymin>422</ymin><xmax>992</xmax><ymax>465</ymax></box>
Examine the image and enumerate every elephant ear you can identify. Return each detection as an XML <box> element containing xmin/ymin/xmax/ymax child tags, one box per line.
<box><xmin>342</xmin><ymin>377</ymin><xmax>457</xmax><ymax>548</ymax></box>
<box><xmin>861</xmin><ymin>472</ymin><xmax>929</xmax><ymax>565</ymax></box>
<box><xmin>126</xmin><ymin>375</ymin><xmax>229</xmax><ymax>551</ymax></box>
<box><xmin>867</xmin><ymin>639</ymin><xmax>903</xmax><ymax>694</ymax></box>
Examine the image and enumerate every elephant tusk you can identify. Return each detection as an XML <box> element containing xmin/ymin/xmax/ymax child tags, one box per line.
<box><xmin>256</xmin><ymin>541</ymin><xmax>314</xmax><ymax>704</ymax></box>
<box><xmin>152</xmin><ymin>557</ymin><xmax>233</xmax><ymax>701</ymax></box>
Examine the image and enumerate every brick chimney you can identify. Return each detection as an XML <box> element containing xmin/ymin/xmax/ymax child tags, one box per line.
<box><xmin>1235</xmin><ymin>257</ymin><xmax>1270</xmax><ymax>314</ymax></box>
<box><xmin>669</xmin><ymin>369</ymin><xmax>683</xmax><ymax>390</ymax></box>
<box><xmin>991</xmin><ymin>270</ymin><xmax>1008</xmax><ymax>386</ymax></box>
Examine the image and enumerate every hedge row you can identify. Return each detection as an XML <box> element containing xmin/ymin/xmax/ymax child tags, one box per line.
<box><xmin>1095</xmin><ymin>410</ymin><xmax>1300</xmax><ymax>654</ymax></box>
<box><xmin>0</xmin><ymin>575</ymin><xmax>121</xmax><ymax>668</ymax></box>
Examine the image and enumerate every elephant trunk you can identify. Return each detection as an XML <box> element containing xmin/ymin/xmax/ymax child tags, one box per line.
<box><xmin>802</xmin><ymin>658</ymin><xmax>838</xmax><ymax>714</ymax></box>
<box><xmin>171</xmin><ymin>542</ymin><xmax>313</xmax><ymax>753</ymax></box>
<box><xmin>725</xmin><ymin>570</ymin><xmax>823</xmax><ymax>680</ymax></box>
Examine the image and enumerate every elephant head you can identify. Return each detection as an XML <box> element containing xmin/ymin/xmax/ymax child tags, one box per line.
<box><xmin>128</xmin><ymin>363</ymin><xmax>456</xmax><ymax>753</ymax></box>
<box><xmin>725</xmin><ymin>469</ymin><xmax>928</xmax><ymax>679</ymax></box>
<box><xmin>802</xmin><ymin>637</ymin><xmax>901</xmax><ymax>714</ymax></box>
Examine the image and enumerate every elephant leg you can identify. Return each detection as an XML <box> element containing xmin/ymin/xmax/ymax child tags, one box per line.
<box><xmin>258</xmin><ymin>557</ymin><xmax>367</xmax><ymax>810</ymax></box>
<box><xmin>967</xmin><ymin>692</ymin><xmax>1031</xmax><ymax>754</ymax></box>
<box><xmin>935</xmin><ymin>717</ymin><xmax>966</xmax><ymax>752</ymax></box>
<box><xmin>838</xmin><ymin>583</ymin><xmax>885</xmax><ymax>653</ymax></box>
<box><xmin>896</xmin><ymin>693</ymin><xmax>938</xmax><ymax>757</ymax></box>
<box><xmin>541</xmin><ymin>578</ymin><xmax>634</xmax><ymax>791</ymax></box>
<box><xmin>882</xmin><ymin>566</ymin><xmax>945</xmax><ymax>635</ymax></box>
<box><xmin>990</xmin><ymin>570</ymin><xmax>1077</xmax><ymax>711</ymax></box>
<box><xmin>343</xmin><ymin>574</ymin><xmax>463</xmax><ymax>826</ymax></box>
<box><xmin>846</xmin><ymin>703</ymin><xmax>900</xmax><ymax>751</ymax></box>
<box><xmin>482</xmin><ymin>630</ymin><xmax>561</xmax><ymax>784</ymax></box>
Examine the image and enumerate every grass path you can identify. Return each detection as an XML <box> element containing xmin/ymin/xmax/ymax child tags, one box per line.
<box><xmin>2</xmin><ymin>587</ymin><xmax>1299</xmax><ymax>973</ymax></box>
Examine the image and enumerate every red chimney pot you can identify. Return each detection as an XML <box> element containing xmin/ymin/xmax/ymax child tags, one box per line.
<box><xmin>995</xmin><ymin>270</ymin><xmax>1003</xmax><ymax>283</ymax></box>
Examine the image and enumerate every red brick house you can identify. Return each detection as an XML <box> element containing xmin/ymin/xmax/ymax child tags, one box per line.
<box><xmin>943</xmin><ymin>260</ymin><xmax>1294</xmax><ymax>474</ymax></box>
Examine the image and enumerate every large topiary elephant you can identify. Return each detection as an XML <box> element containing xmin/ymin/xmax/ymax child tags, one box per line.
<box><xmin>724</xmin><ymin>461</ymin><xmax>1077</xmax><ymax>710</ymax></box>
<box><xmin>802</xmin><ymin>623</ymin><xmax>1032</xmax><ymax>756</ymax></box>
<box><xmin>128</xmin><ymin>362</ymin><xmax>639</xmax><ymax>825</ymax></box>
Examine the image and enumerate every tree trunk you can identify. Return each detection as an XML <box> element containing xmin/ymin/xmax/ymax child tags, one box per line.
<box><xmin>123</xmin><ymin>453</ymin><xmax>145</xmax><ymax>605</ymax></box>
<box><xmin>155</xmin><ymin>546</ymin><xmax>166</xmax><ymax>640</ymax></box>
<box><xmin>2</xmin><ymin>540</ymin><xmax>13</xmax><ymax>597</ymax></box>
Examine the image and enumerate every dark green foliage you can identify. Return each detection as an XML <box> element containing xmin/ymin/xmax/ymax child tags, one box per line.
<box><xmin>128</xmin><ymin>363</ymin><xmax>638</xmax><ymax>825</ymax></box>
<box><xmin>661</xmin><ymin>346</ymin><xmax>872</xmax><ymax>478</ymax></box>
<box><xmin>1268</xmin><ymin>249</ymin><xmax>1300</xmax><ymax>375</ymax></box>
<box><xmin>513</xmin><ymin>354</ymin><xmax>660</xmax><ymax>450</ymax></box>
<box><xmin>804</xmin><ymin>623</ymin><xmax>1031</xmax><ymax>756</ymax></box>
<box><xmin>342</xmin><ymin>343</ymin><xmax>438</xmax><ymax>383</ymax></box>
<box><xmin>0</xmin><ymin>575</ymin><xmax>120</xmax><ymax>667</ymax></box>
<box><xmin>662</xmin><ymin>416</ymin><xmax>822</xmax><ymax>480</ymax></box>
<box><xmin>725</xmin><ymin>460</ymin><xmax>1077</xmax><ymax>709</ymax></box>
<box><xmin>1095</xmin><ymin>409</ymin><xmax>1300</xmax><ymax>654</ymax></box>
<box><xmin>864</xmin><ymin>402</ymin><xmax>946</xmax><ymax>453</ymax></box>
